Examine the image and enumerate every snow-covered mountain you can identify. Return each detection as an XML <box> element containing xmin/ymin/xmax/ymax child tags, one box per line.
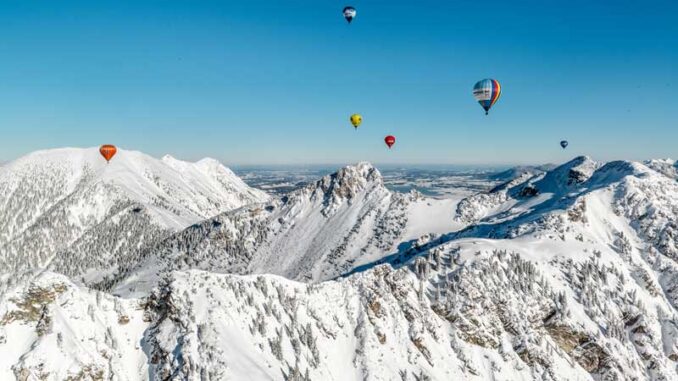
<box><xmin>111</xmin><ymin>162</ymin><xmax>466</xmax><ymax>293</ymax></box>
<box><xmin>488</xmin><ymin>163</ymin><xmax>556</xmax><ymax>183</ymax></box>
<box><xmin>645</xmin><ymin>159</ymin><xmax>678</xmax><ymax>181</ymax></box>
<box><xmin>2</xmin><ymin>153</ymin><xmax>678</xmax><ymax>380</ymax></box>
<box><xmin>0</xmin><ymin>147</ymin><xmax>269</xmax><ymax>283</ymax></box>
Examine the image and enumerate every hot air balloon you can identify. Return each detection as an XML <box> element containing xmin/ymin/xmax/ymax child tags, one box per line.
<box><xmin>343</xmin><ymin>6</ymin><xmax>357</xmax><ymax>23</ymax></box>
<box><xmin>384</xmin><ymin>135</ymin><xmax>395</xmax><ymax>149</ymax></box>
<box><xmin>560</xmin><ymin>140</ymin><xmax>568</xmax><ymax>149</ymax></box>
<box><xmin>350</xmin><ymin>114</ymin><xmax>362</xmax><ymax>130</ymax></box>
<box><xmin>99</xmin><ymin>144</ymin><xmax>117</xmax><ymax>163</ymax></box>
<box><xmin>472</xmin><ymin>79</ymin><xmax>501</xmax><ymax>115</ymax></box>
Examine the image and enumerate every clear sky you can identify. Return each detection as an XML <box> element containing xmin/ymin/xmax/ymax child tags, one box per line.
<box><xmin>0</xmin><ymin>0</ymin><xmax>676</xmax><ymax>165</ymax></box>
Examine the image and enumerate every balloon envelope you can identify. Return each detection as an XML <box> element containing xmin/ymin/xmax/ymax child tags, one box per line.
<box><xmin>350</xmin><ymin>114</ymin><xmax>362</xmax><ymax>129</ymax></box>
<box><xmin>343</xmin><ymin>6</ymin><xmax>356</xmax><ymax>23</ymax></box>
<box><xmin>560</xmin><ymin>140</ymin><xmax>569</xmax><ymax>149</ymax></box>
<box><xmin>384</xmin><ymin>135</ymin><xmax>396</xmax><ymax>148</ymax></box>
<box><xmin>99</xmin><ymin>144</ymin><xmax>117</xmax><ymax>162</ymax></box>
<box><xmin>473</xmin><ymin>79</ymin><xmax>501</xmax><ymax>115</ymax></box>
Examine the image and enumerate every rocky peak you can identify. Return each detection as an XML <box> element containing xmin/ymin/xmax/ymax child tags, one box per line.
<box><xmin>320</xmin><ymin>162</ymin><xmax>382</xmax><ymax>192</ymax></box>
<box><xmin>532</xmin><ymin>156</ymin><xmax>598</xmax><ymax>194</ymax></box>
<box><xmin>306</xmin><ymin>162</ymin><xmax>385</xmax><ymax>214</ymax></box>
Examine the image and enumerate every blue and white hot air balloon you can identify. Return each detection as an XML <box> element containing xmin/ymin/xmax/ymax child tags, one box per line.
<box><xmin>472</xmin><ymin>78</ymin><xmax>501</xmax><ymax>115</ymax></box>
<box><xmin>560</xmin><ymin>140</ymin><xmax>569</xmax><ymax>149</ymax></box>
<box><xmin>343</xmin><ymin>6</ymin><xmax>357</xmax><ymax>23</ymax></box>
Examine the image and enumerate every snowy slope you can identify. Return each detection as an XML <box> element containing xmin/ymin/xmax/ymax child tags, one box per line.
<box><xmin>488</xmin><ymin>163</ymin><xmax>555</xmax><ymax>183</ymax></box>
<box><xmin>645</xmin><ymin>159</ymin><xmax>678</xmax><ymax>181</ymax></box>
<box><xmin>138</xmin><ymin>157</ymin><xmax>678</xmax><ymax>379</ymax></box>
<box><xmin>3</xmin><ymin>154</ymin><xmax>678</xmax><ymax>380</ymax></box>
<box><xmin>115</xmin><ymin>162</ymin><xmax>469</xmax><ymax>293</ymax></box>
<box><xmin>0</xmin><ymin>147</ymin><xmax>269</xmax><ymax>282</ymax></box>
<box><xmin>0</xmin><ymin>272</ymin><xmax>149</xmax><ymax>380</ymax></box>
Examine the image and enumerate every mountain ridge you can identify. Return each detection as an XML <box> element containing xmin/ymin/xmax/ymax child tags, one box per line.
<box><xmin>3</xmin><ymin>151</ymin><xmax>678</xmax><ymax>380</ymax></box>
<box><xmin>0</xmin><ymin>147</ymin><xmax>269</xmax><ymax>282</ymax></box>
<box><xmin>111</xmin><ymin>161</ymin><xmax>467</xmax><ymax>294</ymax></box>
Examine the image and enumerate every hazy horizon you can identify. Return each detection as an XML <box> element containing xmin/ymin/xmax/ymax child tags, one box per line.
<box><xmin>3</xmin><ymin>144</ymin><xmax>677</xmax><ymax>170</ymax></box>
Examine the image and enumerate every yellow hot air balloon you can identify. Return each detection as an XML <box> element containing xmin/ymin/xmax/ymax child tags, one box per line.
<box><xmin>350</xmin><ymin>114</ymin><xmax>362</xmax><ymax>130</ymax></box>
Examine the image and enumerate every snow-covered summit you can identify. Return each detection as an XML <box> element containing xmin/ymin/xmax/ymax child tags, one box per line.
<box><xmin>645</xmin><ymin>158</ymin><xmax>678</xmax><ymax>180</ymax></box>
<box><xmin>301</xmin><ymin>161</ymin><xmax>384</xmax><ymax>216</ymax></box>
<box><xmin>524</xmin><ymin>155</ymin><xmax>599</xmax><ymax>195</ymax></box>
<box><xmin>489</xmin><ymin>163</ymin><xmax>555</xmax><ymax>183</ymax></box>
<box><xmin>0</xmin><ymin>147</ymin><xmax>269</xmax><ymax>281</ymax></box>
<box><xmin>2</xmin><ymin>147</ymin><xmax>268</xmax><ymax>229</ymax></box>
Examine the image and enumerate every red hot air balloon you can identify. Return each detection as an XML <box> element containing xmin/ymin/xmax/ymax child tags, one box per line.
<box><xmin>384</xmin><ymin>135</ymin><xmax>396</xmax><ymax>149</ymax></box>
<box><xmin>99</xmin><ymin>144</ymin><xmax>117</xmax><ymax>163</ymax></box>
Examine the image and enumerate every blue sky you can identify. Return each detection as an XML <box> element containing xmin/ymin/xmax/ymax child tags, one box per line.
<box><xmin>0</xmin><ymin>0</ymin><xmax>676</xmax><ymax>165</ymax></box>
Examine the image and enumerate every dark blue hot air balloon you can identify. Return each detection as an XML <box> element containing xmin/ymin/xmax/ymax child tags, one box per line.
<box><xmin>560</xmin><ymin>140</ymin><xmax>568</xmax><ymax>149</ymax></box>
<box><xmin>343</xmin><ymin>6</ymin><xmax>356</xmax><ymax>23</ymax></box>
